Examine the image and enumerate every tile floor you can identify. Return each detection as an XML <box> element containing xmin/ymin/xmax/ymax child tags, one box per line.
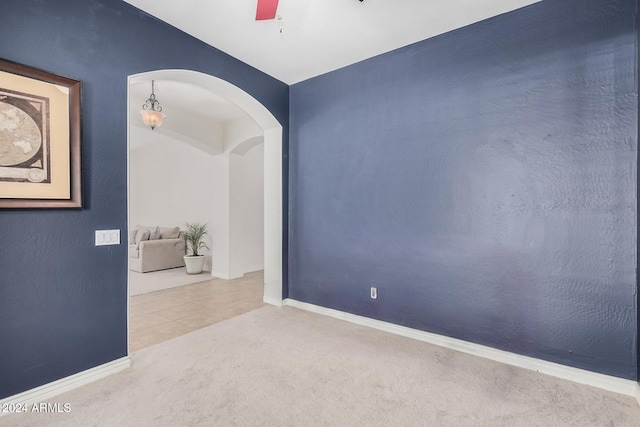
<box><xmin>129</xmin><ymin>270</ymin><xmax>265</xmax><ymax>352</ymax></box>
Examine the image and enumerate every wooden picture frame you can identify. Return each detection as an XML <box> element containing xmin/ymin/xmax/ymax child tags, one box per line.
<box><xmin>0</xmin><ymin>58</ymin><xmax>81</xmax><ymax>208</ymax></box>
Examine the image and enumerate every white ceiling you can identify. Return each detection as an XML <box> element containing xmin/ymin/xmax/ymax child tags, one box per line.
<box><xmin>122</xmin><ymin>0</ymin><xmax>541</xmax><ymax>84</ymax></box>
<box><xmin>127</xmin><ymin>0</ymin><xmax>541</xmax><ymax>150</ymax></box>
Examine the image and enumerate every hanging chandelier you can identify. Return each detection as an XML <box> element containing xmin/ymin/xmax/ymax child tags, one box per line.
<box><xmin>139</xmin><ymin>80</ymin><xmax>165</xmax><ymax>130</ymax></box>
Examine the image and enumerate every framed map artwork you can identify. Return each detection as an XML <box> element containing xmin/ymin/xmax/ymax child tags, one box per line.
<box><xmin>0</xmin><ymin>59</ymin><xmax>81</xmax><ymax>208</ymax></box>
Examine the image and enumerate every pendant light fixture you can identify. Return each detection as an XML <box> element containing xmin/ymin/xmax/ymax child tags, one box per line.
<box><xmin>139</xmin><ymin>80</ymin><xmax>165</xmax><ymax>130</ymax></box>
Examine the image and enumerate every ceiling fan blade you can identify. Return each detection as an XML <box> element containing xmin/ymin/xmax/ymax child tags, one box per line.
<box><xmin>256</xmin><ymin>0</ymin><xmax>279</xmax><ymax>20</ymax></box>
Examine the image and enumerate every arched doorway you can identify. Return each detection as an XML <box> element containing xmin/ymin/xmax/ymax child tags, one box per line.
<box><xmin>127</xmin><ymin>69</ymin><xmax>283</xmax><ymax>308</ymax></box>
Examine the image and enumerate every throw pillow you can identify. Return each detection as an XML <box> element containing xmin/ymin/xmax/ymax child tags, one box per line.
<box><xmin>136</xmin><ymin>224</ymin><xmax>154</xmax><ymax>234</ymax></box>
<box><xmin>149</xmin><ymin>226</ymin><xmax>162</xmax><ymax>240</ymax></box>
<box><xmin>160</xmin><ymin>226</ymin><xmax>180</xmax><ymax>239</ymax></box>
<box><xmin>135</xmin><ymin>230</ymin><xmax>150</xmax><ymax>246</ymax></box>
<box><xmin>129</xmin><ymin>228</ymin><xmax>138</xmax><ymax>244</ymax></box>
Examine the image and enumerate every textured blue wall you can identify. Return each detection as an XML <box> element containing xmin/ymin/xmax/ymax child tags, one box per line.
<box><xmin>290</xmin><ymin>0</ymin><xmax>638</xmax><ymax>379</ymax></box>
<box><xmin>0</xmin><ymin>0</ymin><xmax>288</xmax><ymax>398</ymax></box>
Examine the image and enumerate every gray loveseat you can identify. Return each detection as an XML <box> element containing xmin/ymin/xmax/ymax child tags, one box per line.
<box><xmin>129</xmin><ymin>225</ymin><xmax>185</xmax><ymax>273</ymax></box>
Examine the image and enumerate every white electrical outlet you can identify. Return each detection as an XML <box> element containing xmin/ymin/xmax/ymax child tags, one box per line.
<box><xmin>370</xmin><ymin>287</ymin><xmax>377</xmax><ymax>299</ymax></box>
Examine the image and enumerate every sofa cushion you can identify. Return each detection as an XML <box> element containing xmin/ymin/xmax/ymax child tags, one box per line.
<box><xmin>129</xmin><ymin>228</ymin><xmax>138</xmax><ymax>244</ymax></box>
<box><xmin>135</xmin><ymin>229</ymin><xmax>150</xmax><ymax>246</ymax></box>
<box><xmin>149</xmin><ymin>226</ymin><xmax>162</xmax><ymax>240</ymax></box>
<box><xmin>160</xmin><ymin>226</ymin><xmax>181</xmax><ymax>239</ymax></box>
<box><xmin>134</xmin><ymin>225</ymin><xmax>159</xmax><ymax>240</ymax></box>
<box><xmin>135</xmin><ymin>224</ymin><xmax>154</xmax><ymax>233</ymax></box>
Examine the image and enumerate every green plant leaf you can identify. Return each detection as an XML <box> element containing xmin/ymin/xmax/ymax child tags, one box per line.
<box><xmin>184</xmin><ymin>222</ymin><xmax>208</xmax><ymax>256</ymax></box>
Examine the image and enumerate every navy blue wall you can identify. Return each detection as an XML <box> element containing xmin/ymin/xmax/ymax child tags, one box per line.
<box><xmin>0</xmin><ymin>0</ymin><xmax>288</xmax><ymax>398</ymax></box>
<box><xmin>290</xmin><ymin>0</ymin><xmax>638</xmax><ymax>379</ymax></box>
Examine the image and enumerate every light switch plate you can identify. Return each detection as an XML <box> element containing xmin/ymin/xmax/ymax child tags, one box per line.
<box><xmin>95</xmin><ymin>229</ymin><xmax>120</xmax><ymax>246</ymax></box>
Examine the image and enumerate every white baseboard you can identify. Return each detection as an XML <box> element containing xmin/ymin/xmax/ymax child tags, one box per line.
<box><xmin>212</xmin><ymin>268</ymin><xmax>263</xmax><ymax>281</ymax></box>
<box><xmin>264</xmin><ymin>295</ymin><xmax>283</xmax><ymax>307</ymax></box>
<box><xmin>244</xmin><ymin>264</ymin><xmax>264</xmax><ymax>274</ymax></box>
<box><xmin>211</xmin><ymin>271</ymin><xmax>243</xmax><ymax>280</ymax></box>
<box><xmin>0</xmin><ymin>356</ymin><xmax>131</xmax><ymax>416</ymax></box>
<box><xmin>283</xmin><ymin>299</ymin><xmax>638</xmax><ymax>399</ymax></box>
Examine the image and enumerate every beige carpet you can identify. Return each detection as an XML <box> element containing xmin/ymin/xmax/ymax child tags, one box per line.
<box><xmin>4</xmin><ymin>306</ymin><xmax>640</xmax><ymax>426</ymax></box>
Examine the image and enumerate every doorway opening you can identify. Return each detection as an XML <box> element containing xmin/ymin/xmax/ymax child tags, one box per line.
<box><xmin>126</xmin><ymin>69</ymin><xmax>283</xmax><ymax>352</ymax></box>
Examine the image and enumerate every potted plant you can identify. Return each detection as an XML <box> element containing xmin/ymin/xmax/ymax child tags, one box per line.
<box><xmin>183</xmin><ymin>222</ymin><xmax>209</xmax><ymax>274</ymax></box>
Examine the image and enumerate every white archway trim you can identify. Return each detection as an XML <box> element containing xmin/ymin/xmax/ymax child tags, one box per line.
<box><xmin>230</xmin><ymin>135</ymin><xmax>263</xmax><ymax>155</ymax></box>
<box><xmin>128</xmin><ymin>69</ymin><xmax>283</xmax><ymax>306</ymax></box>
<box><xmin>263</xmin><ymin>126</ymin><xmax>283</xmax><ymax>305</ymax></box>
<box><xmin>130</xmin><ymin>70</ymin><xmax>280</xmax><ymax>131</ymax></box>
